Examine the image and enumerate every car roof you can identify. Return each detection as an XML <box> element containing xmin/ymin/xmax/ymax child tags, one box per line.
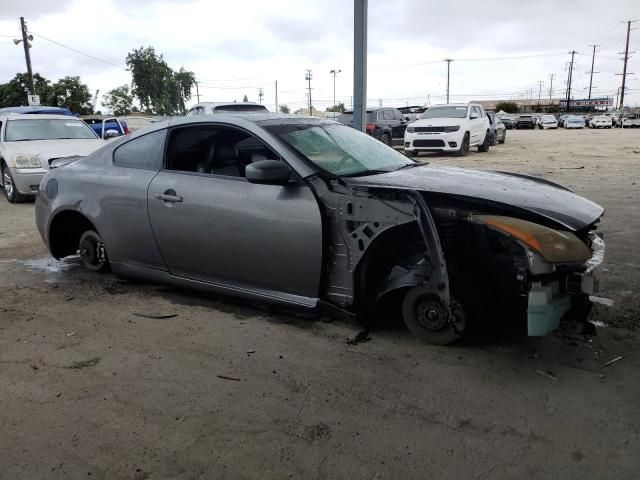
<box><xmin>0</xmin><ymin>113</ymin><xmax>84</xmax><ymax>121</ymax></box>
<box><xmin>430</xmin><ymin>103</ymin><xmax>471</xmax><ymax>107</ymax></box>
<box><xmin>193</xmin><ymin>102</ymin><xmax>263</xmax><ymax>108</ymax></box>
<box><xmin>0</xmin><ymin>106</ymin><xmax>73</xmax><ymax>115</ymax></box>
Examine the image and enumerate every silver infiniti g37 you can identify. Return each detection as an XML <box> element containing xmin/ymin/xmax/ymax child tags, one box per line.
<box><xmin>35</xmin><ymin>113</ymin><xmax>605</xmax><ymax>344</ymax></box>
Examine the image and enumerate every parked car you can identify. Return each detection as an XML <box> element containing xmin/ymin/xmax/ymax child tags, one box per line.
<box><xmin>589</xmin><ymin>115</ymin><xmax>613</xmax><ymax>129</ymax></box>
<box><xmin>0</xmin><ymin>106</ymin><xmax>74</xmax><ymax>116</ymax></box>
<box><xmin>404</xmin><ymin>103</ymin><xmax>491</xmax><ymax>156</ymax></box>
<box><xmin>558</xmin><ymin>115</ymin><xmax>571</xmax><ymax>127</ymax></box>
<box><xmin>621</xmin><ymin>113</ymin><xmax>640</xmax><ymax>128</ymax></box>
<box><xmin>564</xmin><ymin>116</ymin><xmax>585</xmax><ymax>129</ymax></box>
<box><xmin>82</xmin><ymin>116</ymin><xmax>129</xmax><ymax>139</ymax></box>
<box><xmin>486</xmin><ymin>111</ymin><xmax>506</xmax><ymax>145</ymax></box>
<box><xmin>120</xmin><ymin>116</ymin><xmax>155</xmax><ymax>133</ymax></box>
<box><xmin>338</xmin><ymin>108</ymin><xmax>408</xmax><ymax>146</ymax></box>
<box><xmin>397</xmin><ymin>105</ymin><xmax>428</xmax><ymax>123</ymax></box>
<box><xmin>538</xmin><ymin>115</ymin><xmax>558</xmax><ymax>129</ymax></box>
<box><xmin>0</xmin><ymin>114</ymin><xmax>105</xmax><ymax>203</ymax></box>
<box><xmin>186</xmin><ymin>102</ymin><xmax>268</xmax><ymax>116</ymax></box>
<box><xmin>515</xmin><ymin>115</ymin><xmax>535</xmax><ymax>129</ymax></box>
<box><xmin>35</xmin><ymin>113</ymin><xmax>604</xmax><ymax>344</ymax></box>
<box><xmin>497</xmin><ymin>115</ymin><xmax>515</xmax><ymax>129</ymax></box>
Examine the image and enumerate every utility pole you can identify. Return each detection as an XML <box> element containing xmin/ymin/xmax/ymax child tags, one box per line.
<box><xmin>275</xmin><ymin>80</ymin><xmax>278</xmax><ymax>113</ymax></box>
<box><xmin>378</xmin><ymin>98</ymin><xmax>382</xmax><ymax>107</ymax></box>
<box><xmin>618</xmin><ymin>20</ymin><xmax>636</xmax><ymax>110</ymax></box>
<box><xmin>444</xmin><ymin>58</ymin><xmax>453</xmax><ymax>104</ymax></box>
<box><xmin>305</xmin><ymin>69</ymin><xmax>313</xmax><ymax>113</ymax></box>
<box><xmin>566</xmin><ymin>51</ymin><xmax>577</xmax><ymax>112</ymax></box>
<box><xmin>548</xmin><ymin>73</ymin><xmax>555</xmax><ymax>100</ymax></box>
<box><xmin>353</xmin><ymin>0</ymin><xmax>367</xmax><ymax>131</ymax></box>
<box><xmin>195</xmin><ymin>82</ymin><xmax>200</xmax><ymax>103</ymax></box>
<box><xmin>330</xmin><ymin>68</ymin><xmax>341</xmax><ymax>111</ymax></box>
<box><xmin>19</xmin><ymin>17</ymin><xmax>35</xmax><ymax>95</ymax></box>
<box><xmin>587</xmin><ymin>44</ymin><xmax>599</xmax><ymax>100</ymax></box>
<box><xmin>258</xmin><ymin>87</ymin><xmax>264</xmax><ymax>104</ymax></box>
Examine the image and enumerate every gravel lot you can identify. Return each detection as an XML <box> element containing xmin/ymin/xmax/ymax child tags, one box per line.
<box><xmin>0</xmin><ymin>128</ymin><xmax>639</xmax><ymax>479</ymax></box>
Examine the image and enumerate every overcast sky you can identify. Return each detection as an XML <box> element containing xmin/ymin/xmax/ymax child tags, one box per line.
<box><xmin>1</xmin><ymin>0</ymin><xmax>639</xmax><ymax>112</ymax></box>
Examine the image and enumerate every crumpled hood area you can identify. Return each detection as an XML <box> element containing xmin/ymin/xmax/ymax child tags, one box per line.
<box><xmin>345</xmin><ymin>164</ymin><xmax>604</xmax><ymax>231</ymax></box>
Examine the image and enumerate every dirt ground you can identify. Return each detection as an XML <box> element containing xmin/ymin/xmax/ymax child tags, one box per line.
<box><xmin>1</xmin><ymin>128</ymin><xmax>639</xmax><ymax>479</ymax></box>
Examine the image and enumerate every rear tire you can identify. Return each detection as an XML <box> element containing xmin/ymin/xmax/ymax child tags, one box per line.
<box><xmin>2</xmin><ymin>163</ymin><xmax>29</xmax><ymax>204</ymax></box>
<box><xmin>78</xmin><ymin>230</ymin><xmax>110</xmax><ymax>273</ymax></box>
<box><xmin>455</xmin><ymin>133</ymin><xmax>470</xmax><ymax>156</ymax></box>
<box><xmin>498</xmin><ymin>131</ymin><xmax>506</xmax><ymax>144</ymax></box>
<box><xmin>380</xmin><ymin>132</ymin><xmax>391</xmax><ymax>146</ymax></box>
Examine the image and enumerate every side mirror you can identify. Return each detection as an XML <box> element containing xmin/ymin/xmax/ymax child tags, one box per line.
<box><xmin>470</xmin><ymin>113</ymin><xmax>479</xmax><ymax>119</ymax></box>
<box><xmin>104</xmin><ymin>129</ymin><xmax>120</xmax><ymax>139</ymax></box>
<box><xmin>246</xmin><ymin>160</ymin><xmax>291</xmax><ymax>185</ymax></box>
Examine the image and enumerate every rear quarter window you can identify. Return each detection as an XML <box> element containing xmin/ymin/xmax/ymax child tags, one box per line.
<box><xmin>113</xmin><ymin>130</ymin><xmax>166</xmax><ymax>170</ymax></box>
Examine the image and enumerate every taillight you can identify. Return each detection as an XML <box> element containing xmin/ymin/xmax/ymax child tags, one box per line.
<box><xmin>123</xmin><ymin>125</ymin><xmax>130</xmax><ymax>135</ymax></box>
<box><xmin>366</xmin><ymin>123</ymin><xmax>376</xmax><ymax>131</ymax></box>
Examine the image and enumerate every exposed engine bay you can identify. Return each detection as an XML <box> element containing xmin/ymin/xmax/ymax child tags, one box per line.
<box><xmin>310</xmin><ymin>176</ymin><xmax>604</xmax><ymax>345</ymax></box>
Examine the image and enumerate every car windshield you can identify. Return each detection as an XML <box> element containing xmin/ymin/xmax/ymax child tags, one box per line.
<box><xmin>213</xmin><ymin>105</ymin><xmax>268</xmax><ymax>112</ymax></box>
<box><xmin>420</xmin><ymin>106</ymin><xmax>468</xmax><ymax>119</ymax></box>
<box><xmin>266</xmin><ymin>122</ymin><xmax>413</xmax><ymax>177</ymax></box>
<box><xmin>5</xmin><ymin>119</ymin><xmax>98</xmax><ymax>141</ymax></box>
<box><xmin>542</xmin><ymin>116</ymin><xmax>556</xmax><ymax>121</ymax></box>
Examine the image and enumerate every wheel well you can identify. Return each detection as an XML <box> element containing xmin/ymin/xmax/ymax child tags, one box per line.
<box><xmin>49</xmin><ymin>210</ymin><xmax>96</xmax><ymax>259</ymax></box>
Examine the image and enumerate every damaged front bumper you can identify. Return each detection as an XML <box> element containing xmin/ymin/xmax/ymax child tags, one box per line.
<box><xmin>527</xmin><ymin>232</ymin><xmax>605</xmax><ymax>336</ymax></box>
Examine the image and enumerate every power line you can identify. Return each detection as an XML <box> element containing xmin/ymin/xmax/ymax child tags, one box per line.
<box><xmin>370</xmin><ymin>51</ymin><xmax>567</xmax><ymax>70</ymax></box>
<box><xmin>32</xmin><ymin>31</ymin><xmax>128</xmax><ymax>71</ymax></box>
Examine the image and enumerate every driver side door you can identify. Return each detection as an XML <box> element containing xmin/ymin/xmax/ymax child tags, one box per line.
<box><xmin>147</xmin><ymin>123</ymin><xmax>323</xmax><ymax>303</ymax></box>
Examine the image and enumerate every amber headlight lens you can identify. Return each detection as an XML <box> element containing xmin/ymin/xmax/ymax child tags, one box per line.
<box><xmin>473</xmin><ymin>215</ymin><xmax>592</xmax><ymax>263</ymax></box>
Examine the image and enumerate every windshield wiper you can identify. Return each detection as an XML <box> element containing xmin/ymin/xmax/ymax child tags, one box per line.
<box><xmin>340</xmin><ymin>169</ymin><xmax>395</xmax><ymax>178</ymax></box>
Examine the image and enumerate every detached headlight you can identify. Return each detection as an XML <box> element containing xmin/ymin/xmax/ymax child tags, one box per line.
<box><xmin>14</xmin><ymin>154</ymin><xmax>42</xmax><ymax>169</ymax></box>
<box><xmin>443</xmin><ymin>126</ymin><xmax>460</xmax><ymax>133</ymax></box>
<box><xmin>473</xmin><ymin>215</ymin><xmax>592</xmax><ymax>263</ymax></box>
<box><xmin>406</xmin><ymin>126</ymin><xmax>416</xmax><ymax>133</ymax></box>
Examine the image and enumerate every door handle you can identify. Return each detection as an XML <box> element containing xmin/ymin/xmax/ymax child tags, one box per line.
<box><xmin>154</xmin><ymin>192</ymin><xmax>183</xmax><ymax>203</ymax></box>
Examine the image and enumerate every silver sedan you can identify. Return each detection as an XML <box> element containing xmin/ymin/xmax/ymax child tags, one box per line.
<box><xmin>36</xmin><ymin>113</ymin><xmax>604</xmax><ymax>344</ymax></box>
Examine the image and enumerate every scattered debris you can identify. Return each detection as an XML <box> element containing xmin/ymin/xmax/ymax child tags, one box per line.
<box><xmin>559</xmin><ymin>166</ymin><xmax>585</xmax><ymax>170</ymax></box>
<box><xmin>589</xmin><ymin>296</ymin><xmax>614</xmax><ymax>307</ymax></box>
<box><xmin>536</xmin><ymin>369</ymin><xmax>559</xmax><ymax>381</ymax></box>
<box><xmin>368</xmin><ymin>353</ymin><xmax>380</xmax><ymax>360</ymax></box>
<box><xmin>598</xmin><ymin>374</ymin><xmax>606</xmax><ymax>379</ymax></box>
<box><xmin>65</xmin><ymin>296</ymin><xmax>75</xmax><ymax>302</ymax></box>
<box><xmin>246</xmin><ymin>349</ymin><xmax>256</xmax><ymax>354</ymax></box>
<box><xmin>66</xmin><ymin>331</ymin><xmax>77</xmax><ymax>337</ymax></box>
<box><xmin>603</xmin><ymin>356</ymin><xmax>623</xmax><ymax>367</ymax></box>
<box><xmin>132</xmin><ymin>313</ymin><xmax>178</xmax><ymax>319</ymax></box>
<box><xmin>56</xmin><ymin>392</ymin><xmax>62</xmax><ymax>398</ymax></box>
<box><xmin>346</xmin><ymin>330</ymin><xmax>371</xmax><ymax>345</ymax></box>
<box><xmin>217</xmin><ymin>374</ymin><xmax>241</xmax><ymax>381</ymax></box>
<box><xmin>31</xmin><ymin>365</ymin><xmax>38</xmax><ymax>371</ymax></box>
<box><xmin>67</xmin><ymin>357</ymin><xmax>101</xmax><ymax>369</ymax></box>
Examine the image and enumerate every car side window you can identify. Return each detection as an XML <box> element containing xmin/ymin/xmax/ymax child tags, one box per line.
<box><xmin>165</xmin><ymin>125</ymin><xmax>279</xmax><ymax>178</ymax></box>
<box><xmin>383</xmin><ymin>110</ymin><xmax>394</xmax><ymax>120</ymax></box>
<box><xmin>377</xmin><ymin>111</ymin><xmax>384</xmax><ymax>121</ymax></box>
<box><xmin>113</xmin><ymin>130</ymin><xmax>165</xmax><ymax>170</ymax></box>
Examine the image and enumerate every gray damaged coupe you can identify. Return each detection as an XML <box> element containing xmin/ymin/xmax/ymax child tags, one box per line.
<box><xmin>35</xmin><ymin>114</ymin><xmax>605</xmax><ymax>344</ymax></box>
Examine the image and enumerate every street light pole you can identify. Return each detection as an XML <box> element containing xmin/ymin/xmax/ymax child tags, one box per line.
<box><xmin>353</xmin><ymin>0</ymin><xmax>368</xmax><ymax>132</ymax></box>
<box><xmin>330</xmin><ymin>69</ymin><xmax>341</xmax><ymax>111</ymax></box>
<box><xmin>444</xmin><ymin>58</ymin><xmax>453</xmax><ymax>104</ymax></box>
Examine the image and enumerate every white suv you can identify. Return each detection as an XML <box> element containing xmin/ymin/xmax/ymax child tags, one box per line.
<box><xmin>404</xmin><ymin>103</ymin><xmax>491</xmax><ymax>156</ymax></box>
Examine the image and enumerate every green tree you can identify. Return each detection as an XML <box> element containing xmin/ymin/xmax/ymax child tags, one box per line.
<box><xmin>50</xmin><ymin>76</ymin><xmax>93</xmax><ymax>114</ymax></box>
<box><xmin>126</xmin><ymin>46</ymin><xmax>195</xmax><ymax>115</ymax></box>
<box><xmin>495</xmin><ymin>101</ymin><xmax>519</xmax><ymax>114</ymax></box>
<box><xmin>279</xmin><ymin>104</ymin><xmax>290</xmax><ymax>114</ymax></box>
<box><xmin>326</xmin><ymin>102</ymin><xmax>345</xmax><ymax>113</ymax></box>
<box><xmin>243</xmin><ymin>94</ymin><xmax>249</xmax><ymax>102</ymax></box>
<box><xmin>102</xmin><ymin>85</ymin><xmax>134</xmax><ymax>115</ymax></box>
<box><xmin>0</xmin><ymin>73</ymin><xmax>53</xmax><ymax>107</ymax></box>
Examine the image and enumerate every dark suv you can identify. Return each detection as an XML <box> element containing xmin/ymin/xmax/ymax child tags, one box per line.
<box><xmin>515</xmin><ymin>115</ymin><xmax>535</xmax><ymax>129</ymax></box>
<box><xmin>337</xmin><ymin>108</ymin><xmax>408</xmax><ymax>145</ymax></box>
